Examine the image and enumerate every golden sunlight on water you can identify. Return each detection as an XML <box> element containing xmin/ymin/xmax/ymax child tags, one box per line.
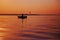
<box><xmin>0</xmin><ymin>15</ymin><xmax>60</xmax><ymax>40</ymax></box>
<box><xmin>0</xmin><ymin>27</ymin><xmax>9</xmax><ymax>40</ymax></box>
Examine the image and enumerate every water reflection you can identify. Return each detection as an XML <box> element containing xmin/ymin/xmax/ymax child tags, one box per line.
<box><xmin>0</xmin><ymin>15</ymin><xmax>60</xmax><ymax>40</ymax></box>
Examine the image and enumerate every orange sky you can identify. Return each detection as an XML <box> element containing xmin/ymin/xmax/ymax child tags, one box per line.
<box><xmin>0</xmin><ymin>0</ymin><xmax>60</xmax><ymax>14</ymax></box>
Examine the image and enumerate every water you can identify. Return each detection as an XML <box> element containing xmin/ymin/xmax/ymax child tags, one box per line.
<box><xmin>0</xmin><ymin>15</ymin><xmax>60</xmax><ymax>40</ymax></box>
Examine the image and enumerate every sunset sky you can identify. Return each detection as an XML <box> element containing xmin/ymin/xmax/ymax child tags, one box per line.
<box><xmin>0</xmin><ymin>0</ymin><xmax>59</xmax><ymax>14</ymax></box>
<box><xmin>0</xmin><ymin>0</ymin><xmax>60</xmax><ymax>40</ymax></box>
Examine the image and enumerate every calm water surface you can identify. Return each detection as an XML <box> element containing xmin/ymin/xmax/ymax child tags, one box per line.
<box><xmin>0</xmin><ymin>15</ymin><xmax>60</xmax><ymax>40</ymax></box>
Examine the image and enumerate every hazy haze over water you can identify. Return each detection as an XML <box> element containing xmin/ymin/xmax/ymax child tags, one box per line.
<box><xmin>0</xmin><ymin>15</ymin><xmax>60</xmax><ymax>40</ymax></box>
